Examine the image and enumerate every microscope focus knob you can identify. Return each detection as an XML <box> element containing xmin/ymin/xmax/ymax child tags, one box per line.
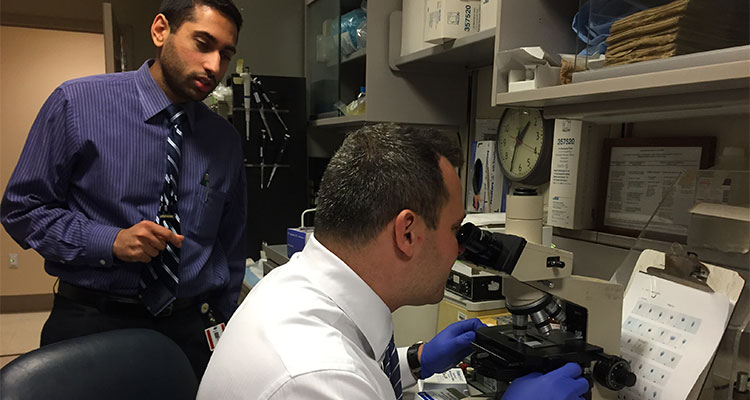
<box><xmin>618</xmin><ymin>368</ymin><xmax>637</xmax><ymax>388</ymax></box>
<box><xmin>546</xmin><ymin>256</ymin><xmax>565</xmax><ymax>269</ymax></box>
<box><xmin>593</xmin><ymin>357</ymin><xmax>636</xmax><ymax>391</ymax></box>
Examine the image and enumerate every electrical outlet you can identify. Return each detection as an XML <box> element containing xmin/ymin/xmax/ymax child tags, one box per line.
<box><xmin>8</xmin><ymin>253</ymin><xmax>19</xmax><ymax>269</ymax></box>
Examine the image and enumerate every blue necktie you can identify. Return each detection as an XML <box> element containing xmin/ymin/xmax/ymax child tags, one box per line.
<box><xmin>138</xmin><ymin>104</ymin><xmax>186</xmax><ymax>316</ymax></box>
<box><xmin>383</xmin><ymin>335</ymin><xmax>403</xmax><ymax>400</ymax></box>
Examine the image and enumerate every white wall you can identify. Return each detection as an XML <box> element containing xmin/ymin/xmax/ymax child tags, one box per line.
<box><xmin>0</xmin><ymin>26</ymin><xmax>106</xmax><ymax>296</ymax></box>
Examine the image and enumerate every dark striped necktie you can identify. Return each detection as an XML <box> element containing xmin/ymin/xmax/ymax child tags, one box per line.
<box><xmin>382</xmin><ymin>334</ymin><xmax>403</xmax><ymax>400</ymax></box>
<box><xmin>138</xmin><ymin>104</ymin><xmax>186</xmax><ymax>316</ymax></box>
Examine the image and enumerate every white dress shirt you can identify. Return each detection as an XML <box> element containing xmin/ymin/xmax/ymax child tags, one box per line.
<box><xmin>198</xmin><ymin>235</ymin><xmax>417</xmax><ymax>399</ymax></box>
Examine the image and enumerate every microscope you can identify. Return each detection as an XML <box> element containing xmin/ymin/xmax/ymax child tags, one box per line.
<box><xmin>458</xmin><ymin>188</ymin><xmax>636</xmax><ymax>399</ymax></box>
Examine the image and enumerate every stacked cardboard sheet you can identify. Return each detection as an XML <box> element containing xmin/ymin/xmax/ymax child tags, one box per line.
<box><xmin>605</xmin><ymin>0</ymin><xmax>749</xmax><ymax>66</ymax></box>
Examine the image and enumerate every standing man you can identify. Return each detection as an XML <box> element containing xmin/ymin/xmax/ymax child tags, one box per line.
<box><xmin>1</xmin><ymin>0</ymin><xmax>246</xmax><ymax>378</ymax></box>
<box><xmin>198</xmin><ymin>124</ymin><xmax>588</xmax><ymax>399</ymax></box>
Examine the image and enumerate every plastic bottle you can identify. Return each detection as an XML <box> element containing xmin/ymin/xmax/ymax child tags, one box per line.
<box><xmin>354</xmin><ymin>86</ymin><xmax>366</xmax><ymax>115</ymax></box>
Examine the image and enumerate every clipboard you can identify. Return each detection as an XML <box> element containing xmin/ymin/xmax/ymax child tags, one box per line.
<box><xmin>621</xmin><ymin>249</ymin><xmax>745</xmax><ymax>400</ymax></box>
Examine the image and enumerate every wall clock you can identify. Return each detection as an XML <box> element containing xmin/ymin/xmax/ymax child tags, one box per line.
<box><xmin>496</xmin><ymin>108</ymin><xmax>554</xmax><ymax>186</ymax></box>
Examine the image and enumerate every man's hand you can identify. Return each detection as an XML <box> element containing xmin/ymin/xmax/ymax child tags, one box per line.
<box><xmin>420</xmin><ymin>318</ymin><xmax>486</xmax><ymax>379</ymax></box>
<box><xmin>502</xmin><ymin>363</ymin><xmax>589</xmax><ymax>400</ymax></box>
<box><xmin>112</xmin><ymin>221</ymin><xmax>184</xmax><ymax>263</ymax></box>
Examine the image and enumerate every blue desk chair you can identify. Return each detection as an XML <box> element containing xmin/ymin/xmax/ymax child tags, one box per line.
<box><xmin>0</xmin><ymin>328</ymin><xmax>198</xmax><ymax>400</ymax></box>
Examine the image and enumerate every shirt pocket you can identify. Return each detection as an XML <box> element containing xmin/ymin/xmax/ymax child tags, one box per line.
<box><xmin>189</xmin><ymin>185</ymin><xmax>227</xmax><ymax>243</ymax></box>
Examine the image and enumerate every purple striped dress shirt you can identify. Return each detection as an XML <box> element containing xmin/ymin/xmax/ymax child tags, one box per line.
<box><xmin>1</xmin><ymin>60</ymin><xmax>247</xmax><ymax>317</ymax></box>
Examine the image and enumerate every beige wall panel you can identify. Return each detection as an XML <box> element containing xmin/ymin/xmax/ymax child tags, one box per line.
<box><xmin>1</xmin><ymin>26</ymin><xmax>105</xmax><ymax>296</ymax></box>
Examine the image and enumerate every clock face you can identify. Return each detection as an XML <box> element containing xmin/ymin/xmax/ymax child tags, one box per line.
<box><xmin>496</xmin><ymin>108</ymin><xmax>552</xmax><ymax>184</ymax></box>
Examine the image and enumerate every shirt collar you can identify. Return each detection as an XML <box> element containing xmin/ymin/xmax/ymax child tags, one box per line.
<box><xmin>134</xmin><ymin>59</ymin><xmax>197</xmax><ymax>127</ymax></box>
<box><xmin>301</xmin><ymin>235</ymin><xmax>394</xmax><ymax>362</ymax></box>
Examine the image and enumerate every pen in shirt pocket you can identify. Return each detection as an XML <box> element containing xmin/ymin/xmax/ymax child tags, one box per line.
<box><xmin>200</xmin><ymin>171</ymin><xmax>210</xmax><ymax>201</ymax></box>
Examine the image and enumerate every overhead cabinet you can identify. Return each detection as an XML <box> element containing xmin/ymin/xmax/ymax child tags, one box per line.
<box><xmin>305</xmin><ymin>0</ymin><xmax>468</xmax><ymax>127</ymax></box>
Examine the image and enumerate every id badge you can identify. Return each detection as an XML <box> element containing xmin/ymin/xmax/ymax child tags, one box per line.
<box><xmin>204</xmin><ymin>323</ymin><xmax>226</xmax><ymax>351</ymax></box>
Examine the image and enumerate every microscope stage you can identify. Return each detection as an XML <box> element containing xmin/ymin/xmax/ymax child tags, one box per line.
<box><xmin>471</xmin><ymin>325</ymin><xmax>603</xmax><ymax>379</ymax></box>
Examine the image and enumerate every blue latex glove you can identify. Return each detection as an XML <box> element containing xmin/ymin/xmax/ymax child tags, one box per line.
<box><xmin>502</xmin><ymin>363</ymin><xmax>589</xmax><ymax>400</ymax></box>
<box><xmin>420</xmin><ymin>318</ymin><xmax>486</xmax><ymax>379</ymax></box>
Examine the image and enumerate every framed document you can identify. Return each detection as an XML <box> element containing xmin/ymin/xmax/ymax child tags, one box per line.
<box><xmin>596</xmin><ymin>137</ymin><xmax>716</xmax><ymax>239</ymax></box>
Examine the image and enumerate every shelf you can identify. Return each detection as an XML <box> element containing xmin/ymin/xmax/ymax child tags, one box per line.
<box><xmin>389</xmin><ymin>11</ymin><xmax>495</xmax><ymax>71</ymax></box>
<box><xmin>309</xmin><ymin>114</ymin><xmax>367</xmax><ymax>127</ymax></box>
<box><xmin>325</xmin><ymin>48</ymin><xmax>366</xmax><ymax>68</ymax></box>
<box><xmin>342</xmin><ymin>48</ymin><xmax>366</xmax><ymax>64</ymax></box>
<box><xmin>554</xmin><ymin>227</ymin><xmax>750</xmax><ymax>274</ymax></box>
<box><xmin>493</xmin><ymin>46</ymin><xmax>750</xmax><ymax>123</ymax></box>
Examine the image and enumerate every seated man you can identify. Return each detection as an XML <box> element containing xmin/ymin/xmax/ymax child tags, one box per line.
<box><xmin>198</xmin><ymin>124</ymin><xmax>588</xmax><ymax>400</ymax></box>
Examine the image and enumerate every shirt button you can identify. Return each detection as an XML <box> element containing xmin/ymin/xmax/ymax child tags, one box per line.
<box><xmin>99</xmin><ymin>259</ymin><xmax>106</xmax><ymax>266</ymax></box>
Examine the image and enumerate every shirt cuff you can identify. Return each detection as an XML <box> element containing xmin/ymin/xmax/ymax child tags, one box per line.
<box><xmin>399</xmin><ymin>347</ymin><xmax>418</xmax><ymax>389</ymax></box>
<box><xmin>86</xmin><ymin>224</ymin><xmax>121</xmax><ymax>267</ymax></box>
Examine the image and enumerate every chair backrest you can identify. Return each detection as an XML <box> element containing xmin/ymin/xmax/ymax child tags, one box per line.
<box><xmin>0</xmin><ymin>328</ymin><xmax>198</xmax><ymax>400</ymax></box>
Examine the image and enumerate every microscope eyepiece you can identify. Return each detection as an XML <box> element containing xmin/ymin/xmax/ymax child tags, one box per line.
<box><xmin>457</xmin><ymin>222</ymin><xmax>526</xmax><ymax>274</ymax></box>
<box><xmin>456</xmin><ymin>222</ymin><xmax>475</xmax><ymax>244</ymax></box>
<box><xmin>457</xmin><ymin>222</ymin><xmax>502</xmax><ymax>254</ymax></box>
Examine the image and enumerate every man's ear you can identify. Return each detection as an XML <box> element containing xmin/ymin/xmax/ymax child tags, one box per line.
<box><xmin>151</xmin><ymin>13</ymin><xmax>171</xmax><ymax>48</ymax></box>
<box><xmin>394</xmin><ymin>209</ymin><xmax>422</xmax><ymax>258</ymax></box>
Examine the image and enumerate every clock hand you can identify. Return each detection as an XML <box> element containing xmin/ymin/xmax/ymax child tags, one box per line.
<box><xmin>509</xmin><ymin>121</ymin><xmax>531</xmax><ymax>172</ymax></box>
<box><xmin>509</xmin><ymin>145</ymin><xmax>518</xmax><ymax>173</ymax></box>
<box><xmin>516</xmin><ymin>121</ymin><xmax>531</xmax><ymax>143</ymax></box>
<box><xmin>518</xmin><ymin>141</ymin><xmax>537</xmax><ymax>153</ymax></box>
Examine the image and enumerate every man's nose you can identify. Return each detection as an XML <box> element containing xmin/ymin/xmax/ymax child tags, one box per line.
<box><xmin>204</xmin><ymin>52</ymin><xmax>221</xmax><ymax>76</ymax></box>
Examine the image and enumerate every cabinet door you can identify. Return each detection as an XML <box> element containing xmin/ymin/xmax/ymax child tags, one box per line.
<box><xmin>306</xmin><ymin>0</ymin><xmax>342</xmax><ymax>118</ymax></box>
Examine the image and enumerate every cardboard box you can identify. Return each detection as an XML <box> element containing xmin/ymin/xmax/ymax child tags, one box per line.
<box><xmin>437</xmin><ymin>293</ymin><xmax>507</xmax><ymax>332</ymax></box>
<box><xmin>286</xmin><ymin>227</ymin><xmax>313</xmax><ymax>257</ymax></box>
<box><xmin>480</xmin><ymin>0</ymin><xmax>497</xmax><ymax>32</ymax></box>
<box><xmin>507</xmin><ymin>64</ymin><xmax>561</xmax><ymax>92</ymax></box>
<box><xmin>694</xmin><ymin>170</ymin><xmax>750</xmax><ymax>207</ymax></box>
<box><xmin>466</xmin><ymin>141</ymin><xmax>507</xmax><ymax>213</ymax></box>
<box><xmin>548</xmin><ymin>119</ymin><xmax>614</xmax><ymax>230</ymax></box>
<box><xmin>418</xmin><ymin>368</ymin><xmax>469</xmax><ymax>395</ymax></box>
<box><xmin>424</xmin><ymin>0</ymin><xmax>480</xmax><ymax>44</ymax></box>
<box><xmin>401</xmin><ymin>0</ymin><xmax>438</xmax><ymax>57</ymax></box>
<box><xmin>688</xmin><ymin>203</ymin><xmax>749</xmax><ymax>254</ymax></box>
<box><xmin>494</xmin><ymin>47</ymin><xmax>562</xmax><ymax>94</ymax></box>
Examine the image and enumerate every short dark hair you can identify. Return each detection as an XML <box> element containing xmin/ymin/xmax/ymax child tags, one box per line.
<box><xmin>158</xmin><ymin>0</ymin><xmax>243</xmax><ymax>33</ymax></box>
<box><xmin>315</xmin><ymin>123</ymin><xmax>463</xmax><ymax>247</ymax></box>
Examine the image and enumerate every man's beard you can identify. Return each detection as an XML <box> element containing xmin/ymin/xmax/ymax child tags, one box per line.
<box><xmin>160</xmin><ymin>38</ymin><xmax>213</xmax><ymax>102</ymax></box>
